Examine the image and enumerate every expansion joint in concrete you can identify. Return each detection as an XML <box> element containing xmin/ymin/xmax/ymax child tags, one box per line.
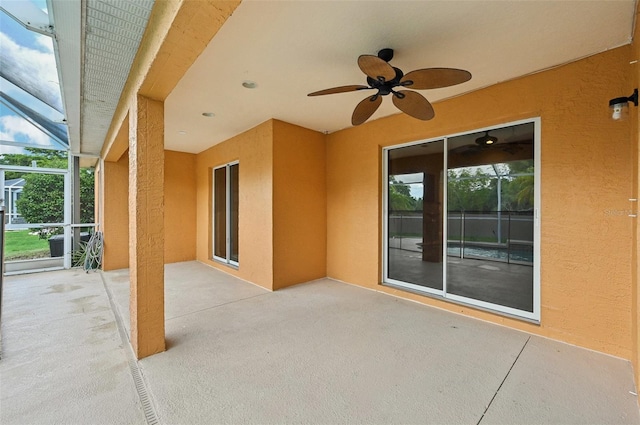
<box><xmin>165</xmin><ymin>292</ymin><xmax>271</xmax><ymax>322</ymax></box>
<box><xmin>477</xmin><ymin>336</ymin><xmax>531</xmax><ymax>424</ymax></box>
<box><xmin>99</xmin><ymin>271</ymin><xmax>161</xmax><ymax>425</ymax></box>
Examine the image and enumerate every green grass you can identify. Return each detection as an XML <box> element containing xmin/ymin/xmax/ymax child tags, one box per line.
<box><xmin>4</xmin><ymin>230</ymin><xmax>50</xmax><ymax>260</ymax></box>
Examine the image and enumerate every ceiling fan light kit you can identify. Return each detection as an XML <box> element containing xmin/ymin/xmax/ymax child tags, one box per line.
<box><xmin>476</xmin><ymin>131</ymin><xmax>498</xmax><ymax>146</ymax></box>
<box><xmin>308</xmin><ymin>48</ymin><xmax>472</xmax><ymax>126</ymax></box>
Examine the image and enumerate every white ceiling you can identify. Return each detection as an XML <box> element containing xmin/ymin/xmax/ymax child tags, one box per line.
<box><xmin>165</xmin><ymin>1</ymin><xmax>634</xmax><ymax>154</ymax></box>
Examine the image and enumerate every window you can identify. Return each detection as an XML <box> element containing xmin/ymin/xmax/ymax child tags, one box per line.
<box><xmin>383</xmin><ymin>119</ymin><xmax>540</xmax><ymax>321</ymax></box>
<box><xmin>213</xmin><ymin>162</ymin><xmax>239</xmax><ymax>265</ymax></box>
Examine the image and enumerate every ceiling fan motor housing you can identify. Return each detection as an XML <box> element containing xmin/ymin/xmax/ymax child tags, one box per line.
<box><xmin>367</xmin><ymin>67</ymin><xmax>405</xmax><ymax>96</ymax></box>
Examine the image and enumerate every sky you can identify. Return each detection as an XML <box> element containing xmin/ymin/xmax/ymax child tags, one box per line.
<box><xmin>0</xmin><ymin>0</ymin><xmax>63</xmax><ymax>154</ymax></box>
<box><xmin>393</xmin><ymin>173</ymin><xmax>424</xmax><ymax>200</ymax></box>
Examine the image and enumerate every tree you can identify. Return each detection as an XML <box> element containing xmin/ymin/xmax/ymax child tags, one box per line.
<box><xmin>16</xmin><ymin>173</ymin><xmax>64</xmax><ymax>224</ymax></box>
<box><xmin>0</xmin><ymin>148</ymin><xmax>67</xmax><ymax>179</ymax></box>
<box><xmin>15</xmin><ymin>169</ymin><xmax>95</xmax><ymax>225</ymax></box>
<box><xmin>447</xmin><ymin>168</ymin><xmax>497</xmax><ymax>212</ymax></box>
<box><xmin>500</xmin><ymin>160</ymin><xmax>534</xmax><ymax>211</ymax></box>
<box><xmin>3</xmin><ymin>148</ymin><xmax>95</xmax><ymax>228</ymax></box>
<box><xmin>448</xmin><ymin>160</ymin><xmax>535</xmax><ymax>213</ymax></box>
<box><xmin>79</xmin><ymin>169</ymin><xmax>95</xmax><ymax>223</ymax></box>
<box><xmin>0</xmin><ymin>148</ymin><xmax>66</xmax><ymax>167</ymax></box>
<box><xmin>389</xmin><ymin>176</ymin><xmax>419</xmax><ymax>211</ymax></box>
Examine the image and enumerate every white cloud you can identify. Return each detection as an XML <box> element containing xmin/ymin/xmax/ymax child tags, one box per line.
<box><xmin>0</xmin><ymin>143</ymin><xmax>26</xmax><ymax>155</ymax></box>
<box><xmin>0</xmin><ymin>30</ymin><xmax>61</xmax><ymax>111</ymax></box>
<box><xmin>34</xmin><ymin>33</ymin><xmax>54</xmax><ymax>54</ymax></box>
<box><xmin>0</xmin><ymin>115</ymin><xmax>52</xmax><ymax>145</ymax></box>
<box><xmin>0</xmin><ymin>31</ymin><xmax>58</xmax><ymax>83</ymax></box>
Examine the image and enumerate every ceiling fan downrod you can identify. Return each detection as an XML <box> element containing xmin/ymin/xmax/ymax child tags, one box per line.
<box><xmin>377</xmin><ymin>48</ymin><xmax>394</xmax><ymax>62</ymax></box>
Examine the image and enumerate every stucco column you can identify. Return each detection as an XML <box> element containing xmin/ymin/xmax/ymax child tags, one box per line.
<box><xmin>129</xmin><ymin>94</ymin><xmax>165</xmax><ymax>359</ymax></box>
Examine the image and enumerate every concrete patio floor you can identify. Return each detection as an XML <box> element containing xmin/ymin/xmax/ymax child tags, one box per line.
<box><xmin>1</xmin><ymin>261</ymin><xmax>639</xmax><ymax>424</ymax></box>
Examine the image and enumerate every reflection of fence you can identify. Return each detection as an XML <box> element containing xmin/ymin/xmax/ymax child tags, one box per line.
<box><xmin>389</xmin><ymin>212</ymin><xmax>423</xmax><ymax>252</ymax></box>
<box><xmin>448</xmin><ymin>211</ymin><xmax>533</xmax><ymax>265</ymax></box>
<box><xmin>388</xmin><ymin>211</ymin><xmax>534</xmax><ymax>264</ymax></box>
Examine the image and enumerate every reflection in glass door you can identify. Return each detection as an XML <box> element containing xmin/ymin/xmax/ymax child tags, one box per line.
<box><xmin>387</xmin><ymin>140</ymin><xmax>444</xmax><ymax>292</ymax></box>
<box><xmin>446</xmin><ymin>123</ymin><xmax>535</xmax><ymax>313</ymax></box>
<box><xmin>384</xmin><ymin>120</ymin><xmax>538</xmax><ymax>320</ymax></box>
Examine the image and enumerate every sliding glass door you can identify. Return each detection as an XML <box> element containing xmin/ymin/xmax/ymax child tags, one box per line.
<box><xmin>213</xmin><ymin>162</ymin><xmax>239</xmax><ymax>266</ymax></box>
<box><xmin>387</xmin><ymin>140</ymin><xmax>444</xmax><ymax>293</ymax></box>
<box><xmin>384</xmin><ymin>119</ymin><xmax>539</xmax><ymax>320</ymax></box>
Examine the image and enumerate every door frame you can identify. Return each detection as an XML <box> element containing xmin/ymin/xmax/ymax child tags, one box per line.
<box><xmin>382</xmin><ymin>117</ymin><xmax>541</xmax><ymax>322</ymax></box>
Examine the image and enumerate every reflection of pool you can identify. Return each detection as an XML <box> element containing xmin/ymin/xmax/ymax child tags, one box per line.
<box><xmin>447</xmin><ymin>244</ymin><xmax>533</xmax><ymax>264</ymax></box>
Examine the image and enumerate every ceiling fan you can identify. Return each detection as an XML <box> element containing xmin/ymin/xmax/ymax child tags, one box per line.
<box><xmin>450</xmin><ymin>131</ymin><xmax>533</xmax><ymax>156</ymax></box>
<box><xmin>307</xmin><ymin>48</ymin><xmax>472</xmax><ymax>126</ymax></box>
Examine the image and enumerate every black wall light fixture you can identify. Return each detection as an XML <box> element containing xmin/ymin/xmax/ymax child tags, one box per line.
<box><xmin>609</xmin><ymin>88</ymin><xmax>638</xmax><ymax>121</ymax></box>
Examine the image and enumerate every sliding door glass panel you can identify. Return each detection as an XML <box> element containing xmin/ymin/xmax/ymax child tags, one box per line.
<box><xmin>213</xmin><ymin>167</ymin><xmax>227</xmax><ymax>259</ymax></box>
<box><xmin>446</xmin><ymin>122</ymin><xmax>534</xmax><ymax>312</ymax></box>
<box><xmin>387</xmin><ymin>141</ymin><xmax>444</xmax><ymax>290</ymax></box>
<box><xmin>230</xmin><ymin>163</ymin><xmax>239</xmax><ymax>263</ymax></box>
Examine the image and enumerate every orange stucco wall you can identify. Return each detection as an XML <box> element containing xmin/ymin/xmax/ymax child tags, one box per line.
<box><xmin>195</xmin><ymin>119</ymin><xmax>327</xmax><ymax>290</ymax></box>
<box><xmin>101</xmin><ymin>149</ymin><xmax>197</xmax><ymax>270</ymax></box>
<box><xmin>632</xmin><ymin>5</ymin><xmax>640</xmax><ymax>394</ymax></box>
<box><xmin>164</xmin><ymin>150</ymin><xmax>197</xmax><ymax>263</ymax></box>
<box><xmin>327</xmin><ymin>46</ymin><xmax>635</xmax><ymax>359</ymax></box>
<box><xmin>196</xmin><ymin>121</ymin><xmax>275</xmax><ymax>289</ymax></box>
<box><xmin>272</xmin><ymin>121</ymin><xmax>327</xmax><ymax>289</ymax></box>
<box><xmin>190</xmin><ymin>46</ymin><xmax>635</xmax><ymax>360</ymax></box>
<box><xmin>101</xmin><ymin>151</ymin><xmax>130</xmax><ymax>271</ymax></box>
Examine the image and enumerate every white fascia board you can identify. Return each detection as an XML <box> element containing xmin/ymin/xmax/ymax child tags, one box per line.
<box><xmin>47</xmin><ymin>0</ymin><xmax>82</xmax><ymax>156</ymax></box>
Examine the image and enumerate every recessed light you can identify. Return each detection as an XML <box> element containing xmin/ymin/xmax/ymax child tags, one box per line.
<box><xmin>242</xmin><ymin>80</ymin><xmax>257</xmax><ymax>89</ymax></box>
<box><xmin>178</xmin><ymin>130</ymin><xmax>187</xmax><ymax>135</ymax></box>
<box><xmin>202</xmin><ymin>112</ymin><xmax>215</xmax><ymax>117</ymax></box>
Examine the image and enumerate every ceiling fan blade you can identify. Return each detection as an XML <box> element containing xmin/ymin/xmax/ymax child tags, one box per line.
<box><xmin>307</xmin><ymin>85</ymin><xmax>371</xmax><ymax>96</ymax></box>
<box><xmin>352</xmin><ymin>94</ymin><xmax>382</xmax><ymax>126</ymax></box>
<box><xmin>357</xmin><ymin>55</ymin><xmax>396</xmax><ymax>82</ymax></box>
<box><xmin>400</xmin><ymin>68</ymin><xmax>472</xmax><ymax>90</ymax></box>
<box><xmin>392</xmin><ymin>90</ymin><xmax>435</xmax><ymax>121</ymax></box>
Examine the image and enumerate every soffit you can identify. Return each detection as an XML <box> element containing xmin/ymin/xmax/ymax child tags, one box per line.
<box><xmin>165</xmin><ymin>0</ymin><xmax>636</xmax><ymax>154</ymax></box>
<box><xmin>79</xmin><ymin>0</ymin><xmax>154</xmax><ymax>156</ymax></box>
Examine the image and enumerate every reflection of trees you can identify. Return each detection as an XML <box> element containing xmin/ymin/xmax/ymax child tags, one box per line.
<box><xmin>448</xmin><ymin>160</ymin><xmax>534</xmax><ymax>212</ymax></box>
<box><xmin>389</xmin><ymin>176</ymin><xmax>421</xmax><ymax>211</ymax></box>
<box><xmin>502</xmin><ymin>162</ymin><xmax>534</xmax><ymax>211</ymax></box>
<box><xmin>448</xmin><ymin>169</ymin><xmax>497</xmax><ymax>212</ymax></box>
